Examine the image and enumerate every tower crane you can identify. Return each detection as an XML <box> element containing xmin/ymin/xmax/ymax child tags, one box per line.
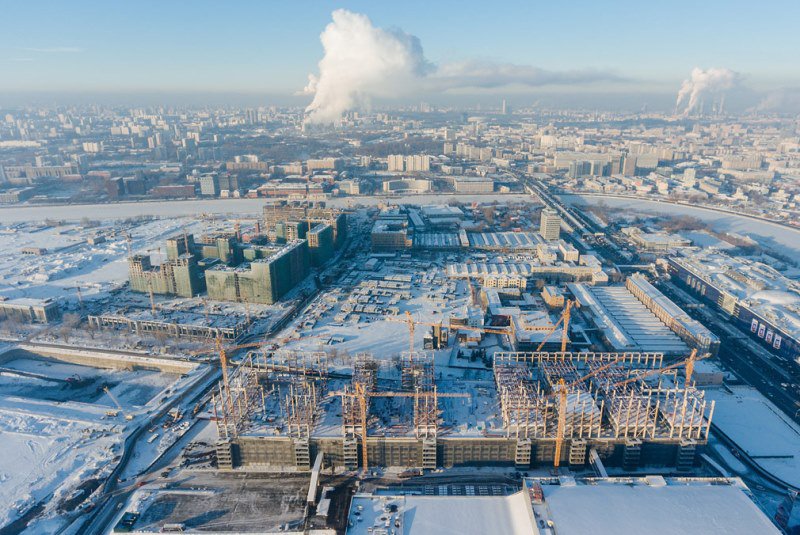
<box><xmin>332</xmin><ymin>383</ymin><xmax>470</xmax><ymax>472</ymax></box>
<box><xmin>535</xmin><ymin>299</ymin><xmax>574</xmax><ymax>352</ymax></box>
<box><xmin>387</xmin><ymin>311</ymin><xmax>513</xmax><ymax>355</ymax></box>
<box><xmin>549</xmin><ymin>349</ymin><xmax>707</xmax><ymax>472</ymax></box>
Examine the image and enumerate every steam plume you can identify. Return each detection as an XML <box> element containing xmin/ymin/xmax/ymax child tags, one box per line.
<box><xmin>676</xmin><ymin>67</ymin><xmax>739</xmax><ymax>115</ymax></box>
<box><xmin>303</xmin><ymin>10</ymin><xmax>622</xmax><ymax>124</ymax></box>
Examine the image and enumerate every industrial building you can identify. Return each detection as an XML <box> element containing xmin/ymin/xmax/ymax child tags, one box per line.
<box><xmin>88</xmin><ymin>311</ymin><xmax>249</xmax><ymax>341</ymax></box>
<box><xmin>523</xmin><ymin>476</ymin><xmax>779</xmax><ymax>535</ymax></box>
<box><xmin>345</xmin><ymin>476</ymin><xmax>777</xmax><ymax>535</ymax></box>
<box><xmin>447</xmin><ymin>260</ymin><xmax>607</xmax><ymax>285</ymax></box>
<box><xmin>0</xmin><ymin>297</ymin><xmax>61</xmax><ymax>324</ymax></box>
<box><xmin>626</xmin><ymin>273</ymin><xmax>720</xmax><ymax>355</ymax></box>
<box><xmin>213</xmin><ymin>350</ymin><xmax>712</xmax><ymax>474</ymax></box>
<box><xmin>622</xmin><ymin>227</ymin><xmax>693</xmax><ymax>252</ymax></box>
<box><xmin>668</xmin><ymin>250</ymin><xmax>800</xmax><ymax>361</ymax></box>
<box><xmin>569</xmin><ymin>283</ymin><xmax>690</xmax><ymax>355</ymax></box>
<box><xmin>205</xmin><ymin>240</ymin><xmax>310</xmax><ymax>304</ymax></box>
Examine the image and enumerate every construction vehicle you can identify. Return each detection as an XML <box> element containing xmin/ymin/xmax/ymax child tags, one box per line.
<box><xmin>103</xmin><ymin>386</ymin><xmax>134</xmax><ymax>421</ymax></box>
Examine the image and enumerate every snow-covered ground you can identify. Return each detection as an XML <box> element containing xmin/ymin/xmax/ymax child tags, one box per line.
<box><xmin>279</xmin><ymin>261</ymin><xmax>473</xmax><ymax>363</ymax></box>
<box><xmin>562</xmin><ymin>194</ymin><xmax>800</xmax><ymax>258</ymax></box>
<box><xmin>0</xmin><ymin>194</ymin><xmax>533</xmax><ymax>223</ymax></box>
<box><xmin>704</xmin><ymin>384</ymin><xmax>800</xmax><ymax>488</ymax></box>
<box><xmin>0</xmin><ymin>404</ymin><xmax>121</xmax><ymax>528</ymax></box>
<box><xmin>0</xmin><ymin>351</ymin><xmax>189</xmax><ymax>531</ymax></box>
<box><xmin>0</xmin><ymin>218</ymin><xmax>209</xmax><ymax>302</ymax></box>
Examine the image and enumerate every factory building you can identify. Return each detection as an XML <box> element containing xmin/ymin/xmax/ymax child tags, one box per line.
<box><xmin>569</xmin><ymin>283</ymin><xmax>689</xmax><ymax>355</ymax></box>
<box><xmin>667</xmin><ymin>250</ymin><xmax>800</xmax><ymax>361</ymax></box>
<box><xmin>205</xmin><ymin>240</ymin><xmax>310</xmax><ymax>304</ymax></box>
<box><xmin>626</xmin><ymin>273</ymin><xmax>720</xmax><ymax>356</ymax></box>
<box><xmin>344</xmin><ymin>477</ymin><xmax>777</xmax><ymax>535</ymax></box>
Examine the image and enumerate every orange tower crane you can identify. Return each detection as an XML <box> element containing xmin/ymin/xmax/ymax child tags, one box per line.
<box><xmin>536</xmin><ymin>299</ymin><xmax>574</xmax><ymax>352</ymax></box>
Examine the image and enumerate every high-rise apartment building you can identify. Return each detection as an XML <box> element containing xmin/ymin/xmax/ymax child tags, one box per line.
<box><xmin>539</xmin><ymin>208</ymin><xmax>562</xmax><ymax>241</ymax></box>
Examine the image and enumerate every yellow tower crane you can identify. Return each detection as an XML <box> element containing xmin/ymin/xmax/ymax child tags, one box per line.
<box><xmin>336</xmin><ymin>383</ymin><xmax>469</xmax><ymax>472</ymax></box>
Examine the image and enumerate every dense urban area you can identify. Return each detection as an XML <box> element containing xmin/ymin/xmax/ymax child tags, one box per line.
<box><xmin>0</xmin><ymin>99</ymin><xmax>798</xmax><ymax>535</ymax></box>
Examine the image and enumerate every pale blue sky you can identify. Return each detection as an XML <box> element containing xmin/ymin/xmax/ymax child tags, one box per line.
<box><xmin>1</xmin><ymin>0</ymin><xmax>798</xmax><ymax>95</ymax></box>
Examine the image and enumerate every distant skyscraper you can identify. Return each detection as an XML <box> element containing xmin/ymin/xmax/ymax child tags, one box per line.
<box><xmin>540</xmin><ymin>208</ymin><xmax>561</xmax><ymax>241</ymax></box>
<box><xmin>501</xmin><ymin>99</ymin><xmax>507</xmax><ymax>115</ymax></box>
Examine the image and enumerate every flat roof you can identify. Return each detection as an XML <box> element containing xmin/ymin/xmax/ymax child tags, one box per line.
<box><xmin>530</xmin><ymin>477</ymin><xmax>779</xmax><ymax>535</ymax></box>
<box><xmin>347</xmin><ymin>492</ymin><xmax>536</xmax><ymax>535</ymax></box>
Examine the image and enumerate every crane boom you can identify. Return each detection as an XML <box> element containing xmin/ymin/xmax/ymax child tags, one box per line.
<box><xmin>536</xmin><ymin>300</ymin><xmax>573</xmax><ymax>352</ymax></box>
<box><xmin>103</xmin><ymin>386</ymin><xmax>133</xmax><ymax>420</ymax></box>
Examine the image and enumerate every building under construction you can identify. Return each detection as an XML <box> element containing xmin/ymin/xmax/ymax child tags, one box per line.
<box><xmin>262</xmin><ymin>200</ymin><xmax>348</xmax><ymax>248</ymax></box>
<box><xmin>128</xmin><ymin>254</ymin><xmax>205</xmax><ymax>298</ymax></box>
<box><xmin>213</xmin><ymin>350</ymin><xmax>713</xmax><ymax>474</ymax></box>
<box><xmin>205</xmin><ymin>240</ymin><xmax>310</xmax><ymax>304</ymax></box>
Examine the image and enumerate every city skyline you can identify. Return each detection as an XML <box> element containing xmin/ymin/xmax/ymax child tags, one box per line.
<box><xmin>2</xmin><ymin>1</ymin><xmax>800</xmax><ymax>112</ymax></box>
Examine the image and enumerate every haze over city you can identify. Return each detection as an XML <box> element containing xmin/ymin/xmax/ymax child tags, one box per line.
<box><xmin>1</xmin><ymin>2</ymin><xmax>799</xmax><ymax>534</ymax></box>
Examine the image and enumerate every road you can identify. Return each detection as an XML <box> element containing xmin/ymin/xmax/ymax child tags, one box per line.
<box><xmin>657</xmin><ymin>279</ymin><xmax>800</xmax><ymax>426</ymax></box>
<box><xmin>77</xmin><ymin>214</ymin><xmax>369</xmax><ymax>534</ymax></box>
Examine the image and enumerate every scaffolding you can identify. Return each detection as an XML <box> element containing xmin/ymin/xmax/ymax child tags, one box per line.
<box><xmin>213</xmin><ymin>352</ymin><xmax>262</xmax><ymax>440</ymax></box>
<box><xmin>353</xmin><ymin>352</ymin><xmax>377</xmax><ymax>391</ymax></box>
<box><xmin>400</xmin><ymin>351</ymin><xmax>435</xmax><ymax>391</ymax></box>
<box><xmin>494</xmin><ymin>358</ymin><xmax>549</xmax><ymax>438</ymax></box>
<box><xmin>492</xmin><ymin>351</ymin><xmax>713</xmax><ymax>442</ymax></box>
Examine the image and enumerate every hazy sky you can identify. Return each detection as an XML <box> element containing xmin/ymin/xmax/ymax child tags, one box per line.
<box><xmin>1</xmin><ymin>0</ymin><xmax>799</xmax><ymax>97</ymax></box>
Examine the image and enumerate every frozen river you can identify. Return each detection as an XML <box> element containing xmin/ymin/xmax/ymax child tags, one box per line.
<box><xmin>561</xmin><ymin>194</ymin><xmax>800</xmax><ymax>260</ymax></box>
<box><xmin>0</xmin><ymin>193</ymin><xmax>535</xmax><ymax>223</ymax></box>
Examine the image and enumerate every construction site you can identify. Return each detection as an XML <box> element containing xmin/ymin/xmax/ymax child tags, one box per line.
<box><xmin>210</xmin><ymin>344</ymin><xmax>713</xmax><ymax>474</ymax></box>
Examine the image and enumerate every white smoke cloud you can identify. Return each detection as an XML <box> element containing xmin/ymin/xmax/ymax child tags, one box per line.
<box><xmin>754</xmin><ymin>87</ymin><xmax>800</xmax><ymax>113</ymax></box>
<box><xmin>304</xmin><ymin>10</ymin><xmax>432</xmax><ymax>124</ymax></box>
<box><xmin>676</xmin><ymin>67</ymin><xmax>740</xmax><ymax>115</ymax></box>
<box><xmin>304</xmin><ymin>10</ymin><xmax>623</xmax><ymax>124</ymax></box>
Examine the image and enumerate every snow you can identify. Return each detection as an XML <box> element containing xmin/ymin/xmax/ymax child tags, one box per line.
<box><xmin>704</xmin><ymin>385</ymin><xmax>800</xmax><ymax>488</ymax></box>
<box><xmin>0</xmin><ymin>349</ymin><xmax>193</xmax><ymax>531</ymax></box>
<box><xmin>0</xmin><ymin>194</ymin><xmax>533</xmax><ymax>223</ymax></box>
<box><xmin>563</xmin><ymin>194</ymin><xmax>800</xmax><ymax>258</ymax></box>
<box><xmin>0</xmin><ymin>218</ymin><xmax>209</xmax><ymax>303</ymax></box>
<box><xmin>347</xmin><ymin>492</ymin><xmax>536</xmax><ymax>535</ymax></box>
<box><xmin>0</xmin><ymin>408</ymin><xmax>120</xmax><ymax>528</ymax></box>
<box><xmin>540</xmin><ymin>480</ymin><xmax>779</xmax><ymax>535</ymax></box>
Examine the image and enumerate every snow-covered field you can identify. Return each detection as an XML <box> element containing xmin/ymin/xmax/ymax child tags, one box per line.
<box><xmin>704</xmin><ymin>385</ymin><xmax>800</xmax><ymax>488</ymax></box>
<box><xmin>0</xmin><ymin>404</ymin><xmax>121</xmax><ymax>528</ymax></box>
<box><xmin>0</xmin><ymin>218</ymin><xmax>210</xmax><ymax>302</ymax></box>
<box><xmin>0</xmin><ymin>351</ymin><xmax>186</xmax><ymax>530</ymax></box>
